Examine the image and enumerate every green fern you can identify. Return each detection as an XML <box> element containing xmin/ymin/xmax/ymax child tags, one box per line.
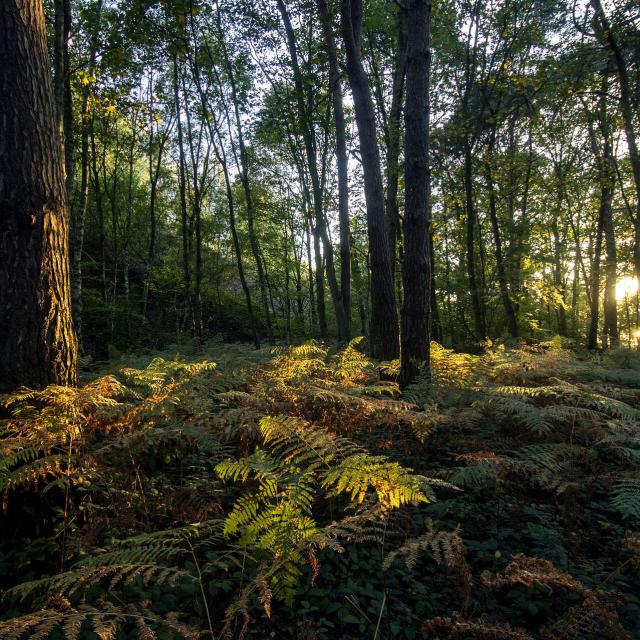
<box><xmin>611</xmin><ymin>479</ymin><xmax>640</xmax><ymax>519</ymax></box>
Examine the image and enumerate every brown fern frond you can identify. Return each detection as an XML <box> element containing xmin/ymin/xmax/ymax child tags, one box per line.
<box><xmin>483</xmin><ymin>553</ymin><xmax>584</xmax><ymax>593</ymax></box>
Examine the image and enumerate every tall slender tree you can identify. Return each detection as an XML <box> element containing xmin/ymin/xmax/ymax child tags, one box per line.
<box><xmin>340</xmin><ymin>0</ymin><xmax>399</xmax><ymax>359</ymax></box>
<box><xmin>317</xmin><ymin>0</ymin><xmax>352</xmax><ymax>340</ymax></box>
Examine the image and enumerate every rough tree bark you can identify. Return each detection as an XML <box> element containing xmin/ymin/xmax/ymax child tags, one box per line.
<box><xmin>400</xmin><ymin>0</ymin><xmax>431</xmax><ymax>387</ymax></box>
<box><xmin>0</xmin><ymin>0</ymin><xmax>78</xmax><ymax>391</ymax></box>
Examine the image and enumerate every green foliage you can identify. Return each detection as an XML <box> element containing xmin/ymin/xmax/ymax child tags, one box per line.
<box><xmin>216</xmin><ymin>414</ymin><xmax>433</xmax><ymax>606</ymax></box>
<box><xmin>2</xmin><ymin>342</ymin><xmax>640</xmax><ymax>638</ymax></box>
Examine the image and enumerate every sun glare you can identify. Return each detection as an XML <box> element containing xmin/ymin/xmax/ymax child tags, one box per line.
<box><xmin>616</xmin><ymin>276</ymin><xmax>639</xmax><ymax>301</ymax></box>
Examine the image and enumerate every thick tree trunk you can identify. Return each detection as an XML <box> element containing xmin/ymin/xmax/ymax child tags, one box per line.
<box><xmin>400</xmin><ymin>0</ymin><xmax>431</xmax><ymax>387</ymax></box>
<box><xmin>0</xmin><ymin>0</ymin><xmax>77</xmax><ymax>391</ymax></box>
<box><xmin>340</xmin><ymin>0</ymin><xmax>399</xmax><ymax>359</ymax></box>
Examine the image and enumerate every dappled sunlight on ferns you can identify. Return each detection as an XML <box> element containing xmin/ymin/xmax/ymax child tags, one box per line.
<box><xmin>1</xmin><ymin>340</ymin><xmax>640</xmax><ymax>638</ymax></box>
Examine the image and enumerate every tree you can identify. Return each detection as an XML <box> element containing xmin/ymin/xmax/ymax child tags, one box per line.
<box><xmin>317</xmin><ymin>0</ymin><xmax>352</xmax><ymax>340</ymax></box>
<box><xmin>276</xmin><ymin>0</ymin><xmax>348</xmax><ymax>341</ymax></box>
<box><xmin>340</xmin><ymin>0</ymin><xmax>399</xmax><ymax>359</ymax></box>
<box><xmin>0</xmin><ymin>0</ymin><xmax>77</xmax><ymax>391</ymax></box>
<box><xmin>590</xmin><ymin>0</ymin><xmax>640</xmax><ymax>282</ymax></box>
<box><xmin>400</xmin><ymin>0</ymin><xmax>431</xmax><ymax>387</ymax></box>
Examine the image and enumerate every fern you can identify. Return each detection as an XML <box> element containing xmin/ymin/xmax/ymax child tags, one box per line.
<box><xmin>448</xmin><ymin>460</ymin><xmax>501</xmax><ymax>489</ymax></box>
<box><xmin>119</xmin><ymin>356</ymin><xmax>216</xmax><ymax>393</ymax></box>
<box><xmin>383</xmin><ymin>521</ymin><xmax>464</xmax><ymax>570</ymax></box>
<box><xmin>330</xmin><ymin>336</ymin><xmax>374</xmax><ymax>383</ymax></box>
<box><xmin>322</xmin><ymin>452</ymin><xmax>429</xmax><ymax>509</ymax></box>
<box><xmin>216</xmin><ymin>414</ymin><xmax>434</xmax><ymax>606</ymax></box>
<box><xmin>610</xmin><ymin>479</ymin><xmax>640</xmax><ymax>519</ymax></box>
<box><xmin>0</xmin><ymin>602</ymin><xmax>201</xmax><ymax>640</ymax></box>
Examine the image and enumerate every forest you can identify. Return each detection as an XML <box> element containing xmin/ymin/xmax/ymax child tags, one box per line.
<box><xmin>1</xmin><ymin>0</ymin><xmax>640</xmax><ymax>637</ymax></box>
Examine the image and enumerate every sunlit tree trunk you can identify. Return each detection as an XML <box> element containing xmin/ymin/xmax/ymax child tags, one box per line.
<box><xmin>0</xmin><ymin>0</ymin><xmax>77</xmax><ymax>391</ymax></box>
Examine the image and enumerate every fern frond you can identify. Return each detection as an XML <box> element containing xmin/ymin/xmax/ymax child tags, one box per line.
<box><xmin>610</xmin><ymin>479</ymin><xmax>640</xmax><ymax>519</ymax></box>
<box><xmin>322</xmin><ymin>453</ymin><xmax>428</xmax><ymax>509</ymax></box>
<box><xmin>383</xmin><ymin>522</ymin><xmax>464</xmax><ymax>570</ymax></box>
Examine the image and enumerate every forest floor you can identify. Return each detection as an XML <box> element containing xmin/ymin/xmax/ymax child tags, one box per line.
<box><xmin>1</xmin><ymin>337</ymin><xmax>639</xmax><ymax>640</ymax></box>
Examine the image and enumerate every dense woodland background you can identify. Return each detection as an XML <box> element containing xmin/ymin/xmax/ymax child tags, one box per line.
<box><xmin>1</xmin><ymin>0</ymin><xmax>640</xmax><ymax>638</ymax></box>
<box><xmin>26</xmin><ymin>0</ymin><xmax>640</xmax><ymax>360</ymax></box>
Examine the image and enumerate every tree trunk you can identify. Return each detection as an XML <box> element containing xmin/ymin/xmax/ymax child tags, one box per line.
<box><xmin>430</xmin><ymin>232</ymin><xmax>441</xmax><ymax>343</ymax></box>
<box><xmin>54</xmin><ymin>0</ymin><xmax>73</xmax><ymax>202</ymax></box>
<box><xmin>90</xmin><ymin>114</ymin><xmax>107</xmax><ymax>299</ymax></box>
<box><xmin>142</xmin><ymin>72</ymin><xmax>169</xmax><ymax>318</ymax></box>
<box><xmin>317</xmin><ymin>0</ymin><xmax>352</xmax><ymax>340</ymax></box>
<box><xmin>587</xmin><ymin>212</ymin><xmax>605</xmax><ymax>350</ymax></box>
<box><xmin>188</xmin><ymin>41</ymin><xmax>261</xmax><ymax>349</ymax></box>
<box><xmin>173</xmin><ymin>56</ymin><xmax>192</xmax><ymax>334</ymax></box>
<box><xmin>215</xmin><ymin>6</ymin><xmax>274</xmax><ymax>344</ymax></box>
<box><xmin>551</xmin><ymin>220</ymin><xmax>568</xmax><ymax>336</ymax></box>
<box><xmin>486</xmin><ymin>128</ymin><xmax>519</xmax><ymax>337</ymax></box>
<box><xmin>277</xmin><ymin>0</ymin><xmax>347</xmax><ymax>341</ymax></box>
<box><xmin>400</xmin><ymin>0</ymin><xmax>431</xmax><ymax>387</ymax></box>
<box><xmin>599</xmin><ymin>87</ymin><xmax>618</xmax><ymax>347</ymax></box>
<box><xmin>340</xmin><ymin>0</ymin><xmax>399</xmax><ymax>359</ymax></box>
<box><xmin>0</xmin><ymin>0</ymin><xmax>77</xmax><ymax>391</ymax></box>
<box><xmin>385</xmin><ymin>13</ymin><xmax>408</xmax><ymax>284</ymax></box>
<box><xmin>464</xmin><ymin>142</ymin><xmax>486</xmax><ymax>340</ymax></box>
<box><xmin>591</xmin><ymin>0</ymin><xmax>640</xmax><ymax>281</ymax></box>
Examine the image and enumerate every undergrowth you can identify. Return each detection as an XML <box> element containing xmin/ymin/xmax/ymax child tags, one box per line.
<box><xmin>0</xmin><ymin>338</ymin><xmax>639</xmax><ymax>639</ymax></box>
